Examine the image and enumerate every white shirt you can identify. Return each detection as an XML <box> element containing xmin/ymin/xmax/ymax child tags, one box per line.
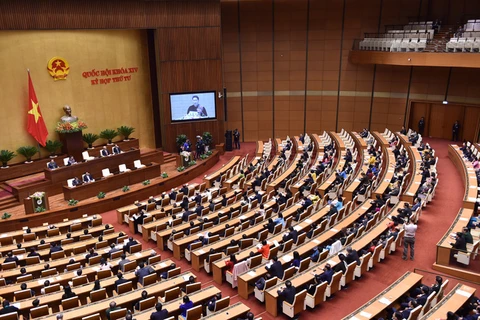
<box><xmin>404</xmin><ymin>223</ymin><xmax>417</xmax><ymax>237</ymax></box>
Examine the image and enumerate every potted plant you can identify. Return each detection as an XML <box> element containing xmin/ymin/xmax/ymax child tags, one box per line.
<box><xmin>44</xmin><ymin>140</ymin><xmax>63</xmax><ymax>158</ymax></box>
<box><xmin>117</xmin><ymin>126</ymin><xmax>135</xmax><ymax>141</ymax></box>
<box><xmin>100</xmin><ymin>129</ymin><xmax>118</xmax><ymax>145</ymax></box>
<box><xmin>1</xmin><ymin>212</ymin><xmax>11</xmax><ymax>219</ymax></box>
<box><xmin>176</xmin><ymin>134</ymin><xmax>188</xmax><ymax>152</ymax></box>
<box><xmin>0</xmin><ymin>150</ymin><xmax>16</xmax><ymax>168</ymax></box>
<box><xmin>142</xmin><ymin>180</ymin><xmax>151</xmax><ymax>186</ymax></box>
<box><xmin>161</xmin><ymin>172</ymin><xmax>168</xmax><ymax>178</ymax></box>
<box><xmin>82</xmin><ymin>133</ymin><xmax>99</xmax><ymax>149</ymax></box>
<box><xmin>17</xmin><ymin>146</ymin><xmax>38</xmax><ymax>163</ymax></box>
<box><xmin>68</xmin><ymin>199</ymin><xmax>79</xmax><ymax>206</ymax></box>
<box><xmin>97</xmin><ymin>192</ymin><xmax>106</xmax><ymax>199</ymax></box>
<box><xmin>202</xmin><ymin>132</ymin><xmax>213</xmax><ymax>151</ymax></box>
<box><xmin>122</xmin><ymin>186</ymin><xmax>130</xmax><ymax>192</ymax></box>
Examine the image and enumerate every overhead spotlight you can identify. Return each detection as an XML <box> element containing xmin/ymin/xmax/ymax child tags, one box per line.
<box><xmin>442</xmin><ymin>100</ymin><xmax>448</xmax><ymax>105</ymax></box>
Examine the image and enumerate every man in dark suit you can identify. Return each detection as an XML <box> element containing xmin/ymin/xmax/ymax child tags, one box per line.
<box><xmin>194</xmin><ymin>203</ymin><xmax>203</xmax><ymax>216</ymax></box>
<box><xmin>3</xmin><ymin>252</ymin><xmax>19</xmax><ymax>265</ymax></box>
<box><xmin>112</xmin><ymin>144</ymin><xmax>122</xmax><ymax>155</ymax></box>
<box><xmin>114</xmin><ymin>273</ymin><xmax>129</xmax><ymax>292</ymax></box>
<box><xmin>83</xmin><ymin>172</ymin><xmax>94</xmax><ymax>183</ymax></box>
<box><xmin>123</xmin><ymin>237</ymin><xmax>138</xmax><ymax>253</ymax></box>
<box><xmin>345</xmin><ymin>246</ymin><xmax>361</xmax><ymax>265</ymax></box>
<box><xmin>47</xmin><ymin>160</ymin><xmax>58</xmax><ymax>170</ymax></box>
<box><xmin>287</xmin><ymin>226</ymin><xmax>299</xmax><ymax>243</ymax></box>
<box><xmin>67</xmin><ymin>156</ymin><xmax>77</xmax><ymax>166</ymax></box>
<box><xmin>181</xmin><ymin>210</ymin><xmax>193</xmax><ymax>222</ymax></box>
<box><xmin>0</xmin><ymin>300</ymin><xmax>19</xmax><ymax>316</ymax></box>
<box><xmin>100</xmin><ymin>146</ymin><xmax>110</xmax><ymax>157</ymax></box>
<box><xmin>452</xmin><ymin>120</ymin><xmax>460</xmax><ymax>141</ymax></box>
<box><xmin>169</xmin><ymin>189</ymin><xmax>177</xmax><ymax>202</ymax></box>
<box><xmin>150</xmin><ymin>302</ymin><xmax>168</xmax><ymax>320</ymax></box>
<box><xmin>72</xmin><ymin>177</ymin><xmax>82</xmax><ymax>187</ymax></box>
<box><xmin>277</xmin><ymin>280</ymin><xmax>296</xmax><ymax>309</ymax></box>
<box><xmin>180</xmin><ymin>185</ymin><xmax>189</xmax><ymax>195</ymax></box>
<box><xmin>265</xmin><ymin>256</ymin><xmax>284</xmax><ymax>279</ymax></box>
<box><xmin>49</xmin><ymin>242</ymin><xmax>63</xmax><ymax>255</ymax></box>
<box><xmin>194</xmin><ymin>192</ymin><xmax>202</xmax><ymax>205</ymax></box>
<box><xmin>136</xmin><ymin>262</ymin><xmax>155</xmax><ymax>283</ymax></box>
<box><xmin>206</xmin><ymin>292</ymin><xmax>222</xmax><ymax>312</ymax></box>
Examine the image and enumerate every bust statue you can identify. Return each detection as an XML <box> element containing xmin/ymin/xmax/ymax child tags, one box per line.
<box><xmin>60</xmin><ymin>105</ymin><xmax>78</xmax><ymax>123</ymax></box>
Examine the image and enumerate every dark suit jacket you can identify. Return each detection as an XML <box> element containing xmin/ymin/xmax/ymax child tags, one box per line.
<box><xmin>278</xmin><ymin>286</ymin><xmax>296</xmax><ymax>304</ymax></box>
<box><xmin>124</xmin><ymin>240</ymin><xmax>138</xmax><ymax>252</ymax></box>
<box><xmin>101</xmin><ymin>149</ymin><xmax>109</xmax><ymax>157</ymax></box>
<box><xmin>0</xmin><ymin>305</ymin><xmax>19</xmax><ymax>315</ymax></box>
<box><xmin>50</xmin><ymin>246</ymin><xmax>63</xmax><ymax>254</ymax></box>
<box><xmin>113</xmin><ymin>147</ymin><xmax>121</xmax><ymax>154</ymax></box>
<box><xmin>195</xmin><ymin>206</ymin><xmax>203</xmax><ymax>216</ymax></box>
<box><xmin>195</xmin><ymin>195</ymin><xmax>202</xmax><ymax>204</ymax></box>
<box><xmin>267</xmin><ymin>261</ymin><xmax>284</xmax><ymax>279</ymax></box>
<box><xmin>114</xmin><ymin>278</ymin><xmax>129</xmax><ymax>291</ymax></box>
<box><xmin>346</xmin><ymin>250</ymin><xmax>361</xmax><ymax>265</ymax></box>
<box><xmin>48</xmin><ymin>162</ymin><xmax>58</xmax><ymax>169</ymax></box>
<box><xmin>180</xmin><ymin>187</ymin><xmax>189</xmax><ymax>195</ymax></box>
<box><xmin>83</xmin><ymin>174</ymin><xmax>94</xmax><ymax>183</ymax></box>
<box><xmin>150</xmin><ymin>310</ymin><xmax>168</xmax><ymax>320</ymax></box>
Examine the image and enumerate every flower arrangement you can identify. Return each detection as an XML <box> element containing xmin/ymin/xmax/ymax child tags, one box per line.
<box><xmin>1</xmin><ymin>212</ymin><xmax>11</xmax><ymax>219</ymax></box>
<box><xmin>97</xmin><ymin>192</ymin><xmax>106</xmax><ymax>199</ymax></box>
<box><xmin>177</xmin><ymin>166</ymin><xmax>185</xmax><ymax>172</ymax></box>
<box><xmin>206</xmin><ymin>150</ymin><xmax>213</xmax><ymax>156</ymax></box>
<box><xmin>122</xmin><ymin>186</ymin><xmax>130</xmax><ymax>192</ymax></box>
<box><xmin>188</xmin><ymin>160</ymin><xmax>197</xmax><ymax>166</ymax></box>
<box><xmin>161</xmin><ymin>172</ymin><xmax>168</xmax><ymax>178</ymax></box>
<box><xmin>55</xmin><ymin>120</ymin><xmax>88</xmax><ymax>133</ymax></box>
<box><xmin>31</xmin><ymin>191</ymin><xmax>45</xmax><ymax>200</ymax></box>
<box><xmin>142</xmin><ymin>180</ymin><xmax>151</xmax><ymax>186</ymax></box>
<box><xmin>68</xmin><ymin>199</ymin><xmax>79</xmax><ymax>206</ymax></box>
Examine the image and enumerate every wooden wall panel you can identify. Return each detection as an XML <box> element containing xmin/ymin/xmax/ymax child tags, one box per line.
<box><xmin>221</xmin><ymin>0</ymin><xmax>480</xmax><ymax>141</ymax></box>
<box><xmin>157</xmin><ymin>28</ymin><xmax>221</xmax><ymax>61</ymax></box>
<box><xmin>0</xmin><ymin>0</ymin><xmax>221</xmax><ymax>30</ymax></box>
<box><xmin>273</xmin><ymin>0</ymin><xmax>308</xmax><ymax>138</ymax></box>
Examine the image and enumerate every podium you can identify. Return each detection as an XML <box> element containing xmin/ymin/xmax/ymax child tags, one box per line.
<box><xmin>59</xmin><ymin>131</ymin><xmax>84</xmax><ymax>161</ymax></box>
<box><xmin>176</xmin><ymin>153</ymin><xmax>193</xmax><ymax>167</ymax></box>
<box><xmin>24</xmin><ymin>192</ymin><xmax>49</xmax><ymax>214</ymax></box>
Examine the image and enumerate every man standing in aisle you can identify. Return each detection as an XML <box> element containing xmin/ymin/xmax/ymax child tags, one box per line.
<box><xmin>403</xmin><ymin>219</ymin><xmax>417</xmax><ymax>261</ymax></box>
<box><xmin>233</xmin><ymin>129</ymin><xmax>240</xmax><ymax>150</ymax></box>
<box><xmin>418</xmin><ymin>117</ymin><xmax>425</xmax><ymax>136</ymax></box>
<box><xmin>452</xmin><ymin>120</ymin><xmax>461</xmax><ymax>141</ymax></box>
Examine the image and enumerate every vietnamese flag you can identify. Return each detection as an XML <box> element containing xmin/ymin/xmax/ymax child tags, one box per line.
<box><xmin>27</xmin><ymin>71</ymin><xmax>48</xmax><ymax>146</ymax></box>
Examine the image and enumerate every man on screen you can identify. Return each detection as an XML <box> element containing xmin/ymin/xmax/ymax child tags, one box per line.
<box><xmin>187</xmin><ymin>96</ymin><xmax>208</xmax><ymax>117</ymax></box>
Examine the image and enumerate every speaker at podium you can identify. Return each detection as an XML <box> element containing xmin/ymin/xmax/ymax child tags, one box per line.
<box><xmin>225</xmin><ymin>130</ymin><xmax>233</xmax><ymax>152</ymax></box>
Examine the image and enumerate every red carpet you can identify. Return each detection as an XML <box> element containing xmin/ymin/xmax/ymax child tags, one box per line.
<box><xmin>100</xmin><ymin>139</ymin><xmax>479</xmax><ymax>320</ymax></box>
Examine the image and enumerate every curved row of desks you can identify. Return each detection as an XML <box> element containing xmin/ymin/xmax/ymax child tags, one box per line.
<box><xmin>448</xmin><ymin>145</ymin><xmax>478</xmax><ymax>209</ymax></box>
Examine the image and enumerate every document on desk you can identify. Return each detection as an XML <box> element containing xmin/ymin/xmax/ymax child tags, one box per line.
<box><xmin>456</xmin><ymin>289</ymin><xmax>471</xmax><ymax>297</ymax></box>
<box><xmin>379</xmin><ymin>297</ymin><xmax>391</xmax><ymax>305</ymax></box>
<box><xmin>248</xmin><ymin>271</ymin><xmax>257</xmax><ymax>277</ymax></box>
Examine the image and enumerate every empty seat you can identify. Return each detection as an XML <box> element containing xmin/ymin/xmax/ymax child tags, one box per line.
<box><xmin>82</xmin><ymin>151</ymin><xmax>95</xmax><ymax>161</ymax></box>
<box><xmin>102</xmin><ymin>168</ymin><xmax>113</xmax><ymax>177</ymax></box>
<box><xmin>134</xmin><ymin>160</ymin><xmax>145</xmax><ymax>169</ymax></box>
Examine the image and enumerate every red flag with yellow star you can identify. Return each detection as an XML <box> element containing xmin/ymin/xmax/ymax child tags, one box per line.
<box><xmin>27</xmin><ymin>72</ymin><xmax>48</xmax><ymax>146</ymax></box>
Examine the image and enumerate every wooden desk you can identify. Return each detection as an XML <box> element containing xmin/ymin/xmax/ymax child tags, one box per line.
<box><xmin>204</xmin><ymin>156</ymin><xmax>241</xmax><ymax>188</ymax></box>
<box><xmin>190</xmin><ymin>199</ymin><xmax>287</xmax><ymax>271</ymax></box>
<box><xmin>311</xmin><ymin>134</ymin><xmax>325</xmax><ymax>153</ymax></box>
<box><xmin>436</xmin><ymin>208</ymin><xmax>474</xmax><ymax>266</ymax></box>
<box><xmin>128</xmin><ymin>285</ymin><xmax>221</xmax><ymax>320</ymax></box>
<box><xmin>12</xmin><ymin>258</ymin><xmax>174</xmax><ymax>315</ymax></box>
<box><xmin>264</xmin><ymin>201</ymin><xmax>403</xmax><ymax>316</ymax></box>
<box><xmin>0</xmin><ymin>214</ymin><xmax>100</xmax><ymax>245</ymax></box>
<box><xmin>0</xmin><ymin>250</ymin><xmax>156</xmax><ymax>302</ymax></box>
<box><xmin>38</xmin><ymin>271</ymin><xmax>196</xmax><ymax>320</ymax></box>
<box><xmin>63</xmin><ymin>163</ymin><xmax>161</xmax><ymax>201</ymax></box>
<box><xmin>351</xmin><ymin>132</ymin><xmax>367</xmax><ymax>150</ymax></box>
<box><xmin>203</xmin><ymin>302</ymin><xmax>250</xmax><ymax>320</ymax></box>
<box><xmin>256</xmin><ymin>141</ymin><xmax>264</xmax><ymax>157</ymax></box>
<box><xmin>342</xmin><ymin>272</ymin><xmax>423</xmax><ymax>319</ymax></box>
<box><xmin>330</xmin><ymin>132</ymin><xmax>345</xmax><ymax>151</ymax></box>
<box><xmin>275</xmin><ymin>138</ymin><xmax>283</xmax><ymax>154</ymax></box>
<box><xmin>267</xmin><ymin>155</ymin><xmax>302</xmax><ymax>194</ymax></box>
<box><xmin>0</xmin><ymin>232</ymin><xmax>124</xmax><ymax>280</ymax></box>
<box><xmin>422</xmin><ymin>284</ymin><xmax>476</xmax><ymax>320</ymax></box>
<box><xmin>449</xmin><ymin>145</ymin><xmax>478</xmax><ymax>209</ymax></box>
<box><xmin>0</xmin><ymin>224</ymin><xmax>106</xmax><ymax>258</ymax></box>
<box><xmin>294</xmin><ymin>136</ymin><xmax>304</xmax><ymax>151</ymax></box>
<box><xmin>401</xmin><ymin>144</ymin><xmax>422</xmax><ymax>203</ymax></box>
<box><xmin>44</xmin><ymin>149</ymin><xmax>141</xmax><ymax>184</ymax></box>
<box><xmin>318</xmin><ymin>151</ymin><xmax>345</xmax><ymax>196</ymax></box>
<box><xmin>372</xmin><ymin>140</ymin><xmax>396</xmax><ymax>198</ymax></box>
<box><xmin>0</xmin><ymin>152</ymin><xmax>220</xmax><ymax>233</ymax></box>
<box><xmin>344</xmin><ymin>148</ymin><xmax>369</xmax><ymax>202</ymax></box>
<box><xmin>373</xmin><ymin>131</ymin><xmax>389</xmax><ymax>146</ymax></box>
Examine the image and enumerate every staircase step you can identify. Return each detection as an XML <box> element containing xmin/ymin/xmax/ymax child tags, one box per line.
<box><xmin>0</xmin><ymin>197</ymin><xmax>20</xmax><ymax>212</ymax></box>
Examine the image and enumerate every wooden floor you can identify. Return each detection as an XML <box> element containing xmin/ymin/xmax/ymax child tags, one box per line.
<box><xmin>5</xmin><ymin>161</ymin><xmax>179</xmax><ymax>219</ymax></box>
